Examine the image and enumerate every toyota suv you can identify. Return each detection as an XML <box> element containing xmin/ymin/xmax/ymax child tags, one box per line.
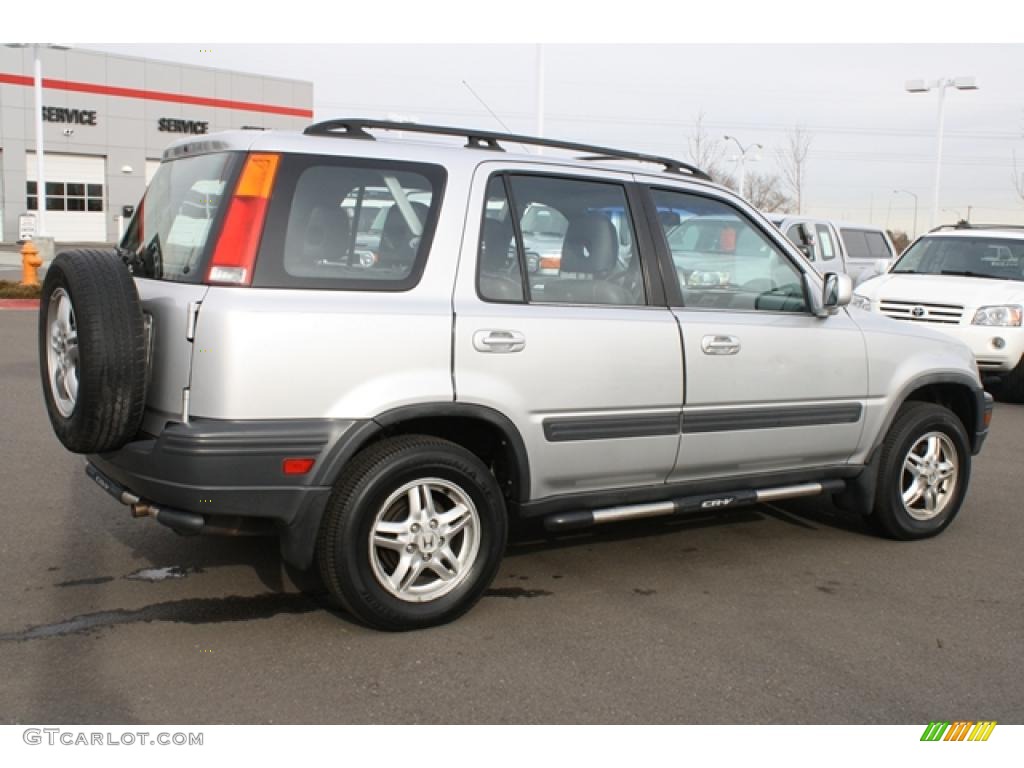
<box><xmin>38</xmin><ymin>119</ymin><xmax>992</xmax><ymax>630</ymax></box>
<box><xmin>853</xmin><ymin>224</ymin><xmax>1024</xmax><ymax>401</ymax></box>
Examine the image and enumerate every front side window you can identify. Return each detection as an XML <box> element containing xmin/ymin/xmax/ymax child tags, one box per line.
<box><xmin>475</xmin><ymin>174</ymin><xmax>646</xmax><ymax>306</ymax></box>
<box><xmin>653</xmin><ymin>189</ymin><xmax>807</xmax><ymax>313</ymax></box>
<box><xmin>891</xmin><ymin>236</ymin><xmax>1024</xmax><ymax>281</ymax></box>
<box><xmin>786</xmin><ymin>223</ymin><xmax>814</xmax><ymax>260</ymax></box>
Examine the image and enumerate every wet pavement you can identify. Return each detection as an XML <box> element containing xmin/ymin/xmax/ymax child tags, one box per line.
<box><xmin>1</xmin><ymin>310</ymin><xmax>1021</xmax><ymax>724</ymax></box>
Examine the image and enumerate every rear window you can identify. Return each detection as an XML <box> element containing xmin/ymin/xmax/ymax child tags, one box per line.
<box><xmin>121</xmin><ymin>152</ymin><xmax>242</xmax><ymax>283</ymax></box>
<box><xmin>253</xmin><ymin>155</ymin><xmax>446</xmax><ymax>291</ymax></box>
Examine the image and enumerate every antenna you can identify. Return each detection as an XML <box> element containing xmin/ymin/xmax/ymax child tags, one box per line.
<box><xmin>461</xmin><ymin>80</ymin><xmax>533</xmax><ymax>154</ymax></box>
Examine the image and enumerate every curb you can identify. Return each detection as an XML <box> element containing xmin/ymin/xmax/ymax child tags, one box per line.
<box><xmin>0</xmin><ymin>299</ymin><xmax>40</xmax><ymax>311</ymax></box>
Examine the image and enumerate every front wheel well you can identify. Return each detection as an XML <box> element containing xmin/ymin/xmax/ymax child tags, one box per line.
<box><xmin>902</xmin><ymin>382</ymin><xmax>976</xmax><ymax>445</ymax></box>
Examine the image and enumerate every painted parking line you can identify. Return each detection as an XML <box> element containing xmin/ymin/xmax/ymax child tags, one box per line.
<box><xmin>0</xmin><ymin>299</ymin><xmax>39</xmax><ymax>310</ymax></box>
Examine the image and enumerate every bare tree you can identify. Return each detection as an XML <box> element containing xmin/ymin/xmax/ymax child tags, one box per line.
<box><xmin>777</xmin><ymin>126</ymin><xmax>813</xmax><ymax>214</ymax></box>
<box><xmin>887</xmin><ymin>229</ymin><xmax>911</xmax><ymax>255</ymax></box>
<box><xmin>744</xmin><ymin>171</ymin><xmax>795</xmax><ymax>213</ymax></box>
<box><xmin>686</xmin><ymin>111</ymin><xmax>735</xmax><ymax>188</ymax></box>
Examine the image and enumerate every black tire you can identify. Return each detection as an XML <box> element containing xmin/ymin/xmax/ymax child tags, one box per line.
<box><xmin>38</xmin><ymin>249</ymin><xmax>148</xmax><ymax>453</ymax></box>
<box><xmin>868</xmin><ymin>402</ymin><xmax>971</xmax><ymax>540</ymax></box>
<box><xmin>995</xmin><ymin>356</ymin><xmax>1024</xmax><ymax>403</ymax></box>
<box><xmin>317</xmin><ymin>435</ymin><xmax>508</xmax><ymax>631</ymax></box>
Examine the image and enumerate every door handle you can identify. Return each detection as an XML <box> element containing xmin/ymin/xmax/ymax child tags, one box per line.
<box><xmin>701</xmin><ymin>335</ymin><xmax>741</xmax><ymax>355</ymax></box>
<box><xmin>473</xmin><ymin>329</ymin><xmax>526</xmax><ymax>353</ymax></box>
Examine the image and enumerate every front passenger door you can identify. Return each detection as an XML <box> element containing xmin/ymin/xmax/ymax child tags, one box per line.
<box><xmin>648</xmin><ymin>187</ymin><xmax>868</xmax><ymax>482</ymax></box>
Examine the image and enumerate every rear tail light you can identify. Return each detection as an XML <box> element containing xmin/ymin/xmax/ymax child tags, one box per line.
<box><xmin>206</xmin><ymin>153</ymin><xmax>280</xmax><ymax>286</ymax></box>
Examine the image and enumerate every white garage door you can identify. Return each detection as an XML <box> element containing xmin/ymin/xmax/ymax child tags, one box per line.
<box><xmin>145</xmin><ymin>159</ymin><xmax>161</xmax><ymax>185</ymax></box>
<box><xmin>26</xmin><ymin>152</ymin><xmax>107</xmax><ymax>242</ymax></box>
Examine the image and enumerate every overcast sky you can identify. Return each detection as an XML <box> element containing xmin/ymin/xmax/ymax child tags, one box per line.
<box><xmin>86</xmin><ymin>43</ymin><xmax>1024</xmax><ymax>235</ymax></box>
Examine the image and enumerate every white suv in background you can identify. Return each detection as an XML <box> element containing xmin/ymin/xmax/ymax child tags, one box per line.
<box><xmin>853</xmin><ymin>225</ymin><xmax>1024</xmax><ymax>400</ymax></box>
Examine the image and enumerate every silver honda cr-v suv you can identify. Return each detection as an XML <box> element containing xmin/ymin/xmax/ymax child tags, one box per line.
<box><xmin>38</xmin><ymin>119</ymin><xmax>992</xmax><ymax>630</ymax></box>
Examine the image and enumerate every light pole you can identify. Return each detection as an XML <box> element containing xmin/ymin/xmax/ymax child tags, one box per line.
<box><xmin>905</xmin><ymin>76</ymin><xmax>979</xmax><ymax>230</ymax></box>
<box><xmin>893</xmin><ymin>189</ymin><xmax>919</xmax><ymax>237</ymax></box>
<box><xmin>723</xmin><ymin>135</ymin><xmax>763</xmax><ymax>200</ymax></box>
<box><xmin>6</xmin><ymin>43</ymin><xmax>69</xmax><ymax>239</ymax></box>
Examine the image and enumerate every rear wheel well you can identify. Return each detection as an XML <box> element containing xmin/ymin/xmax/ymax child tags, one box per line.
<box><xmin>365</xmin><ymin>415</ymin><xmax>525</xmax><ymax>511</ymax></box>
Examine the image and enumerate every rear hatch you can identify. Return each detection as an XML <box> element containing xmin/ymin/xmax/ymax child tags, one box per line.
<box><xmin>120</xmin><ymin>149</ymin><xmax>244</xmax><ymax>421</ymax></box>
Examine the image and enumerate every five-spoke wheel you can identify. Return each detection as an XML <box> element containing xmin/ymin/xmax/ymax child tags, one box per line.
<box><xmin>870</xmin><ymin>402</ymin><xmax>970</xmax><ymax>540</ymax></box>
<box><xmin>317</xmin><ymin>436</ymin><xmax>507</xmax><ymax>630</ymax></box>
<box><xmin>45</xmin><ymin>287</ymin><xmax>79</xmax><ymax>418</ymax></box>
<box><xmin>369</xmin><ymin>478</ymin><xmax>481</xmax><ymax>602</ymax></box>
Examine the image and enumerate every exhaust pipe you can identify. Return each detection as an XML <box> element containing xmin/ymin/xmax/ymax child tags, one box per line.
<box><xmin>130</xmin><ymin>502</ymin><xmax>204</xmax><ymax>535</ymax></box>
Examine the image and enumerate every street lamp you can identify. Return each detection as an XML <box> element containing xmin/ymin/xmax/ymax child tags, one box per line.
<box><xmin>905</xmin><ymin>75</ymin><xmax>978</xmax><ymax>230</ymax></box>
<box><xmin>5</xmin><ymin>43</ymin><xmax>69</xmax><ymax>239</ymax></box>
<box><xmin>723</xmin><ymin>135</ymin><xmax>763</xmax><ymax>200</ymax></box>
<box><xmin>893</xmin><ymin>189</ymin><xmax>919</xmax><ymax>237</ymax></box>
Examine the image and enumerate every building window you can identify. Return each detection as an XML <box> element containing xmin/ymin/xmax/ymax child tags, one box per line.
<box><xmin>27</xmin><ymin>180</ymin><xmax>104</xmax><ymax>213</ymax></box>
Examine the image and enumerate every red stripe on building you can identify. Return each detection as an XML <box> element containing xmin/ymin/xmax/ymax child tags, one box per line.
<box><xmin>0</xmin><ymin>73</ymin><xmax>313</xmax><ymax>119</ymax></box>
<box><xmin>0</xmin><ymin>299</ymin><xmax>40</xmax><ymax>311</ymax></box>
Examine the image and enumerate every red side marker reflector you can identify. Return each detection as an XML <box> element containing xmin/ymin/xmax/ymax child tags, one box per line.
<box><xmin>282</xmin><ymin>458</ymin><xmax>316</xmax><ymax>476</ymax></box>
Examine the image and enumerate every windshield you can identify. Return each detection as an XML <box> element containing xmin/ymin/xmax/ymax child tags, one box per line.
<box><xmin>121</xmin><ymin>152</ymin><xmax>242</xmax><ymax>282</ymax></box>
<box><xmin>891</xmin><ymin>235</ymin><xmax>1024</xmax><ymax>281</ymax></box>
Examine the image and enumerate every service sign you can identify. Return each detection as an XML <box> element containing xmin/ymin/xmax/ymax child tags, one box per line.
<box><xmin>158</xmin><ymin>118</ymin><xmax>210</xmax><ymax>135</ymax></box>
<box><xmin>42</xmin><ymin>106</ymin><xmax>98</xmax><ymax>125</ymax></box>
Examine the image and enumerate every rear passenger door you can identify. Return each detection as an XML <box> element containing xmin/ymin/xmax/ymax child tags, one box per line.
<box><xmin>453</xmin><ymin>165</ymin><xmax>684</xmax><ymax>502</ymax></box>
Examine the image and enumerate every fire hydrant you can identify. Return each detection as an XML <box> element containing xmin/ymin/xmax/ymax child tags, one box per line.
<box><xmin>21</xmin><ymin>241</ymin><xmax>42</xmax><ymax>287</ymax></box>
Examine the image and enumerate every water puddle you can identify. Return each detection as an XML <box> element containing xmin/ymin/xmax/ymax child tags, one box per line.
<box><xmin>0</xmin><ymin>593</ymin><xmax>322</xmax><ymax>642</ymax></box>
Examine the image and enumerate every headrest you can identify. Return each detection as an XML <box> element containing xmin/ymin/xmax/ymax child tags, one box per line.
<box><xmin>561</xmin><ymin>213</ymin><xmax>618</xmax><ymax>274</ymax></box>
<box><xmin>302</xmin><ymin>204</ymin><xmax>351</xmax><ymax>262</ymax></box>
<box><xmin>380</xmin><ymin>201</ymin><xmax>430</xmax><ymax>264</ymax></box>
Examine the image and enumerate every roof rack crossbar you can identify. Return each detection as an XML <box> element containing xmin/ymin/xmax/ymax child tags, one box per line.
<box><xmin>929</xmin><ymin>223</ymin><xmax>1024</xmax><ymax>232</ymax></box>
<box><xmin>303</xmin><ymin>118</ymin><xmax>713</xmax><ymax>181</ymax></box>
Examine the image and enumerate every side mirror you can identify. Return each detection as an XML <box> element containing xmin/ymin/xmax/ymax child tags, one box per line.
<box><xmin>798</xmin><ymin>222</ymin><xmax>816</xmax><ymax>246</ymax></box>
<box><xmin>822</xmin><ymin>272</ymin><xmax>853</xmax><ymax>313</ymax></box>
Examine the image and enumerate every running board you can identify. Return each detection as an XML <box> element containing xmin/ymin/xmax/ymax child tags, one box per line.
<box><xmin>542</xmin><ymin>480</ymin><xmax>847</xmax><ymax>532</ymax></box>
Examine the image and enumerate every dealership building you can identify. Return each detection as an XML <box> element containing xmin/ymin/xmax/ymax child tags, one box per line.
<box><xmin>0</xmin><ymin>46</ymin><xmax>313</xmax><ymax>244</ymax></box>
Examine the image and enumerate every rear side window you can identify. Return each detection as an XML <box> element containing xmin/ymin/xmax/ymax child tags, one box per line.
<box><xmin>476</xmin><ymin>173</ymin><xmax>646</xmax><ymax>306</ymax></box>
<box><xmin>254</xmin><ymin>155</ymin><xmax>446</xmax><ymax>291</ymax></box>
<box><xmin>841</xmin><ymin>229</ymin><xmax>871</xmax><ymax>260</ymax></box>
<box><xmin>864</xmin><ymin>231</ymin><xmax>892</xmax><ymax>259</ymax></box>
<box><xmin>121</xmin><ymin>152</ymin><xmax>242</xmax><ymax>283</ymax></box>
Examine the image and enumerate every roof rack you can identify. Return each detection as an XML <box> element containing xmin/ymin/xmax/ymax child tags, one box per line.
<box><xmin>302</xmin><ymin>118</ymin><xmax>713</xmax><ymax>181</ymax></box>
<box><xmin>930</xmin><ymin>222</ymin><xmax>1024</xmax><ymax>232</ymax></box>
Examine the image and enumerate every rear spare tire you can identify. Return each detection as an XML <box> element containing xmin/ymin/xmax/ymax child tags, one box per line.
<box><xmin>38</xmin><ymin>249</ymin><xmax>148</xmax><ymax>453</ymax></box>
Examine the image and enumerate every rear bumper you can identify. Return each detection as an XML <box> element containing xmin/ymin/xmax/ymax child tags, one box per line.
<box><xmin>86</xmin><ymin>416</ymin><xmax>376</xmax><ymax>567</ymax></box>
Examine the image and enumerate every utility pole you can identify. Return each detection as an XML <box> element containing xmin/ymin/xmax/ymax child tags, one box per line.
<box><xmin>905</xmin><ymin>76</ymin><xmax>979</xmax><ymax>229</ymax></box>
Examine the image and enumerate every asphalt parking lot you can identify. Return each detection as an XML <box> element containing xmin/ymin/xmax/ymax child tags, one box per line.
<box><xmin>0</xmin><ymin>307</ymin><xmax>1021</xmax><ymax>725</ymax></box>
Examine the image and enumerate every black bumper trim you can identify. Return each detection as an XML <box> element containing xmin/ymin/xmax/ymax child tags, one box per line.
<box><xmin>86</xmin><ymin>416</ymin><xmax>372</xmax><ymax>568</ymax></box>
